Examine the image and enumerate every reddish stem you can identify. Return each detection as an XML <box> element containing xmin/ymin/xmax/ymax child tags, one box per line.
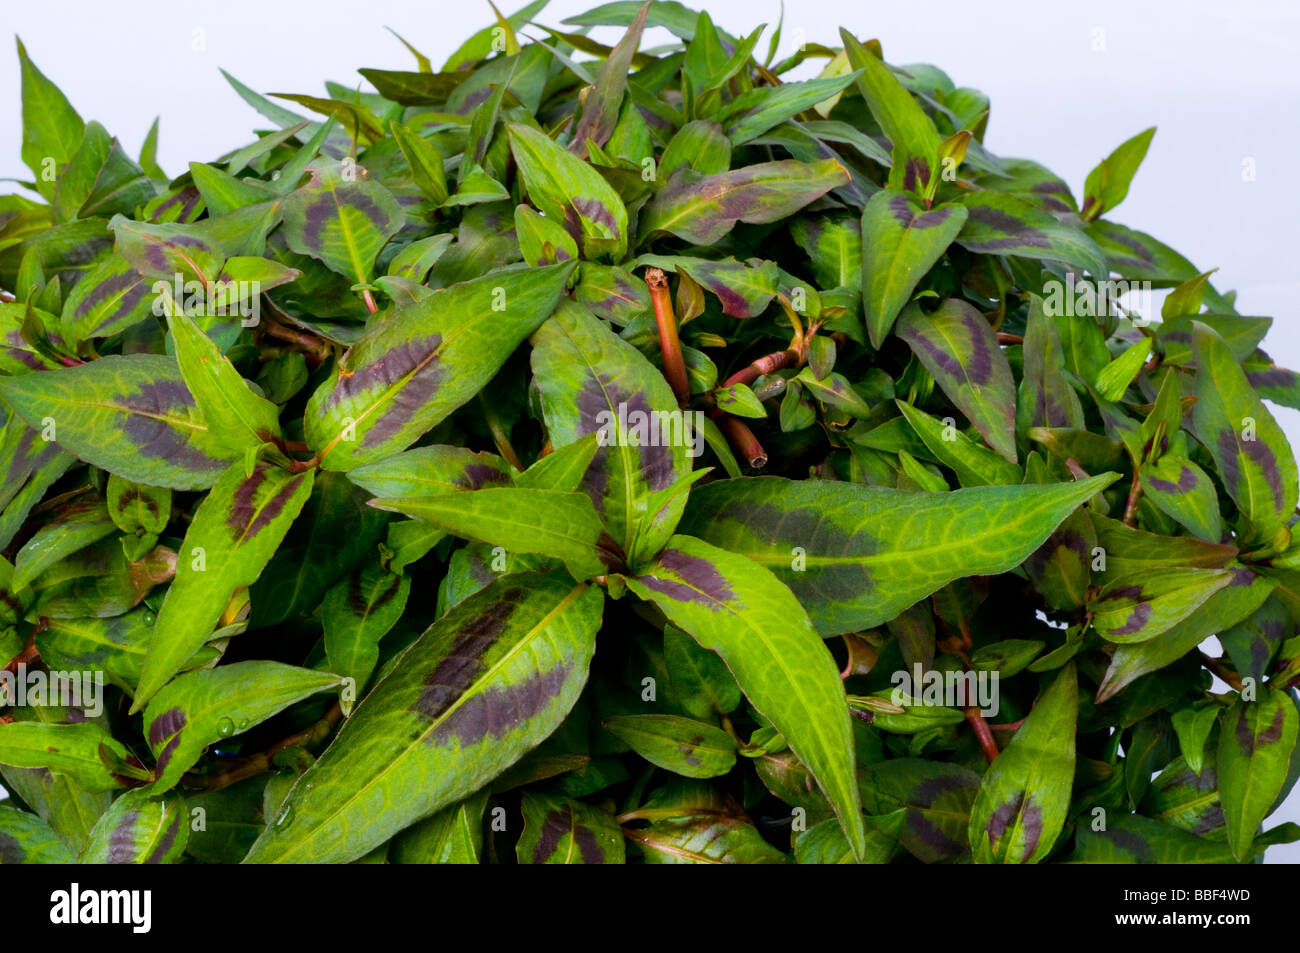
<box><xmin>965</xmin><ymin>708</ymin><xmax>1000</xmax><ymax>763</ymax></box>
<box><xmin>723</xmin><ymin>348</ymin><xmax>800</xmax><ymax>389</ymax></box>
<box><xmin>709</xmin><ymin>409</ymin><xmax>767</xmax><ymax>468</ymax></box>
<box><xmin>645</xmin><ymin>268</ymin><xmax>691</xmax><ymax>405</ymax></box>
<box><xmin>1123</xmin><ymin>469</ymin><xmax>1142</xmax><ymax>526</ymax></box>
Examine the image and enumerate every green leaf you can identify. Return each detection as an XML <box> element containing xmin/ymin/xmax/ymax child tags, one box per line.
<box><xmin>664</xmin><ymin>624</ymin><xmax>740</xmax><ymax>718</ymax></box>
<box><xmin>0</xmin><ymin>354</ymin><xmax>241</xmax><ymax>490</ymax></box>
<box><xmin>389</xmin><ymin>790</ymin><xmax>489</xmax><ymax>864</ymax></box>
<box><xmin>17</xmin><ymin>38</ymin><xmax>85</xmax><ymax>200</ymax></box>
<box><xmin>1081</xmin><ymin>127</ymin><xmax>1155</xmax><ymax>221</ymax></box>
<box><xmin>531</xmin><ymin>298</ymin><xmax>690</xmax><ymax>562</ymax></box>
<box><xmin>859</xmin><ymin>758</ymin><xmax>981</xmax><ymax>862</ymax></box>
<box><xmin>516</xmin><ymin>791</ymin><xmax>625</xmax><ymax>863</ymax></box>
<box><xmin>515</xmin><ymin>205</ymin><xmax>579</xmax><ymax>267</ymax></box>
<box><xmin>840</xmin><ymin>30</ymin><xmax>940</xmax><ymax>195</ymax></box>
<box><xmin>1091</xmin><ymin>568</ymin><xmax>1234</xmax><ymax>644</ymax></box>
<box><xmin>896</xmin><ymin>299</ymin><xmax>1017</xmax><ymax>462</ymax></box>
<box><xmin>894</xmin><ymin>401</ymin><xmax>1021</xmax><ymax>487</ymax></box>
<box><xmin>389</xmin><ymin>120</ymin><xmax>449</xmax><ymax>204</ymax></box>
<box><xmin>1217</xmin><ymin>687</ymin><xmax>1299</xmax><ymax>860</ymax></box>
<box><xmin>133</xmin><ymin>463</ymin><xmax>315</xmax><ymax>709</ymax></box>
<box><xmin>143</xmin><ymin>661</ymin><xmax>342</xmax><ymax>792</ymax></box>
<box><xmin>603</xmin><ymin>714</ymin><xmax>737</xmax><ymax>778</ymax></box>
<box><xmin>323</xmin><ymin>564</ymin><xmax>411</xmax><ymax>692</ymax></box>
<box><xmin>79</xmin><ymin>790</ymin><xmax>188</xmax><ymax>864</ymax></box>
<box><xmin>860</xmin><ymin>192</ymin><xmax>967</xmax><ymax>347</ymax></box>
<box><xmin>1140</xmin><ymin>454</ymin><xmax>1223</xmax><ymax>542</ymax></box>
<box><xmin>568</xmin><ymin>1</ymin><xmax>649</xmax><ymax>158</ymax></box>
<box><xmin>717</xmin><ymin>73</ymin><xmax>861</xmax><ymax>147</ymax></box>
<box><xmin>372</xmin><ymin>487</ymin><xmax>614</xmax><ymax>580</ymax></box>
<box><xmin>242</xmin><ymin>573</ymin><xmax>603</xmax><ymax>863</ymax></box>
<box><xmin>0</xmin><ymin>805</ymin><xmax>75</xmax><ymax>864</ymax></box>
<box><xmin>59</xmin><ymin>254</ymin><xmax>157</xmax><ymax>345</ymax></box>
<box><xmin>1099</xmin><ymin>569</ymin><xmax>1275</xmax><ymax>702</ymax></box>
<box><xmin>1072</xmin><ymin>813</ymin><xmax>1236</xmax><ymax>863</ymax></box>
<box><xmin>347</xmin><ymin>446</ymin><xmax>511</xmax><ymax>499</ymax></box>
<box><xmin>640</xmin><ymin>159</ymin><xmax>849</xmax><ymax>246</ymax></box>
<box><xmin>796</xmin><ymin>812</ymin><xmax>904</xmax><ymax>864</ymax></box>
<box><xmin>306</xmin><ymin>262</ymin><xmax>575</xmax><ymax>470</ymax></box>
<box><xmin>968</xmin><ymin>664</ymin><xmax>1077</xmax><ymax>864</ymax></box>
<box><xmin>167</xmin><ymin>310</ymin><xmax>283</xmax><ymax>455</ymax></box>
<box><xmin>957</xmin><ymin>192</ymin><xmax>1108</xmax><ymax>279</ymax></box>
<box><xmin>0</xmin><ymin>722</ymin><xmax>131</xmax><ymax>792</ymax></box>
<box><xmin>1095</xmin><ymin>337</ymin><xmax>1151</xmax><ymax>402</ymax></box>
<box><xmin>11</xmin><ymin>503</ymin><xmax>117</xmax><ymax>591</ymax></box>
<box><xmin>629</xmin><ymin>813</ymin><xmax>789</xmax><ymax>863</ymax></box>
<box><xmin>625</xmin><ymin>535</ymin><xmax>865</xmax><ymax>860</ymax></box>
<box><xmin>659</xmin><ymin>119</ymin><xmax>732</xmax><ymax>179</ymax></box>
<box><xmin>1017</xmin><ymin>293</ymin><xmax>1085</xmax><ymax>432</ymax></box>
<box><xmin>680</xmin><ymin>473</ymin><xmax>1118</xmax><ymax>634</ymax></box>
<box><xmin>1191</xmin><ymin>322</ymin><xmax>1298</xmax><ymax>543</ymax></box>
<box><xmin>281</xmin><ymin>162</ymin><xmax>404</xmax><ymax>286</ymax></box>
<box><xmin>506</xmin><ymin>123</ymin><xmax>629</xmax><ymax>260</ymax></box>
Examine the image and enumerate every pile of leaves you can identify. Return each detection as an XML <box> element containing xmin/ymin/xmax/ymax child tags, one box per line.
<box><xmin>1</xmin><ymin>1</ymin><xmax>1299</xmax><ymax>866</ymax></box>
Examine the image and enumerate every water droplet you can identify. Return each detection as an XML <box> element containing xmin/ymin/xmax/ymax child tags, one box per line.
<box><xmin>274</xmin><ymin>805</ymin><xmax>294</xmax><ymax>829</ymax></box>
<box><xmin>143</xmin><ymin>613</ymin><xmax>156</xmax><ymax>626</ymax></box>
<box><xmin>216</xmin><ymin>717</ymin><xmax>235</xmax><ymax>738</ymax></box>
<box><xmin>237</xmin><ymin>719</ymin><xmax>249</xmax><ymax>730</ymax></box>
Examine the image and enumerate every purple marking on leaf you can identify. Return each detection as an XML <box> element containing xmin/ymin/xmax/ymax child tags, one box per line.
<box><xmin>965</xmin><ymin>205</ymin><xmax>1050</xmax><ymax>251</ymax></box>
<box><xmin>1106</xmin><ymin>230</ymin><xmax>1155</xmax><ymax>265</ymax></box>
<box><xmin>679</xmin><ymin>741</ymin><xmax>704</xmax><ymax>768</ymax></box>
<box><xmin>961</xmin><ymin>311</ymin><xmax>994</xmax><ymax>385</ymax></box>
<box><xmin>151</xmin><ymin>186</ymin><xmax>201</xmax><ymax>221</ymax></box>
<box><xmin>454</xmin><ymin>463</ymin><xmax>511</xmax><ymax>490</ymax></box>
<box><xmin>532</xmin><ymin>809</ymin><xmax>604</xmax><ymax>863</ymax></box>
<box><xmin>0</xmin><ymin>833</ymin><xmax>23</xmax><ymax>864</ymax></box>
<box><xmin>301</xmin><ymin>186</ymin><xmax>393</xmax><ymax>258</ymax></box>
<box><xmin>1145</xmin><ymin>466</ymin><xmax>1197</xmax><ymax>494</ymax></box>
<box><xmin>1248</xmin><ymin>366</ymin><xmax>1297</xmax><ymax>389</ymax></box>
<box><xmin>432</xmin><ymin>661</ymin><xmax>572</xmax><ymax>747</ymax></box>
<box><xmin>903</xmin><ymin>325</ymin><xmax>964</xmax><ymax>380</ymax></box>
<box><xmin>456</xmin><ymin>87</ymin><xmax>493</xmax><ymax>115</ymax></box>
<box><xmin>1105</xmin><ymin>827</ymin><xmax>1154</xmax><ymax>860</ymax></box>
<box><xmin>108</xmin><ymin>810</ymin><xmax>141</xmax><ymax>863</ymax></box>
<box><xmin>148</xmin><ymin>707</ymin><xmax>186</xmax><ymax>747</ymax></box>
<box><xmin>3</xmin><ymin>330</ymin><xmax>47</xmax><ymax>369</ymax></box>
<box><xmin>143</xmin><ymin>811</ymin><xmax>181</xmax><ymax>864</ymax></box>
<box><xmin>349</xmin><ymin>570</ymin><xmax>402</xmax><ymax>616</ymax></box>
<box><xmin>73</xmin><ymin>269</ymin><xmax>140</xmax><ymax>320</ymax></box>
<box><xmin>985</xmin><ymin>793</ymin><xmax>1043</xmax><ymax>858</ymax></box>
<box><xmin>413</xmin><ymin>589</ymin><xmax>524</xmax><ymax>722</ymax></box>
<box><xmin>1111</xmin><ymin>602</ymin><xmax>1152</xmax><ymax>636</ymax></box>
<box><xmin>226</xmin><ymin>468</ymin><xmax>306</xmax><ymax>538</ymax></box>
<box><xmin>902</xmin><ymin>157</ymin><xmax>931</xmax><ymax>193</ymax></box>
<box><xmin>118</xmin><ymin>379</ymin><xmax>226</xmax><ymax>472</ymax></box>
<box><xmin>888</xmin><ymin>195</ymin><xmax>915</xmax><ymax>227</ymax></box>
<box><xmin>1236</xmin><ymin>706</ymin><xmax>1286</xmax><ymax>755</ymax></box>
<box><xmin>570</xmin><ymin>198</ymin><xmax>621</xmax><ymax>239</ymax></box>
<box><xmin>329</xmin><ymin>334</ymin><xmax>446</xmax><ymax>448</ymax></box>
<box><xmin>914</xmin><ymin>206</ymin><xmax>955</xmax><ymax>230</ymax></box>
<box><xmin>1216</xmin><ymin>427</ymin><xmax>1285</xmax><ymax>506</ymax></box>
<box><xmin>637</xmin><ymin>548</ymin><xmax>736</xmax><ymax>609</ymax></box>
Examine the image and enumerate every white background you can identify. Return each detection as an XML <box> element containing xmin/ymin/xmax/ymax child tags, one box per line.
<box><xmin>2</xmin><ymin>0</ymin><xmax>1299</xmax><ymax>860</ymax></box>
